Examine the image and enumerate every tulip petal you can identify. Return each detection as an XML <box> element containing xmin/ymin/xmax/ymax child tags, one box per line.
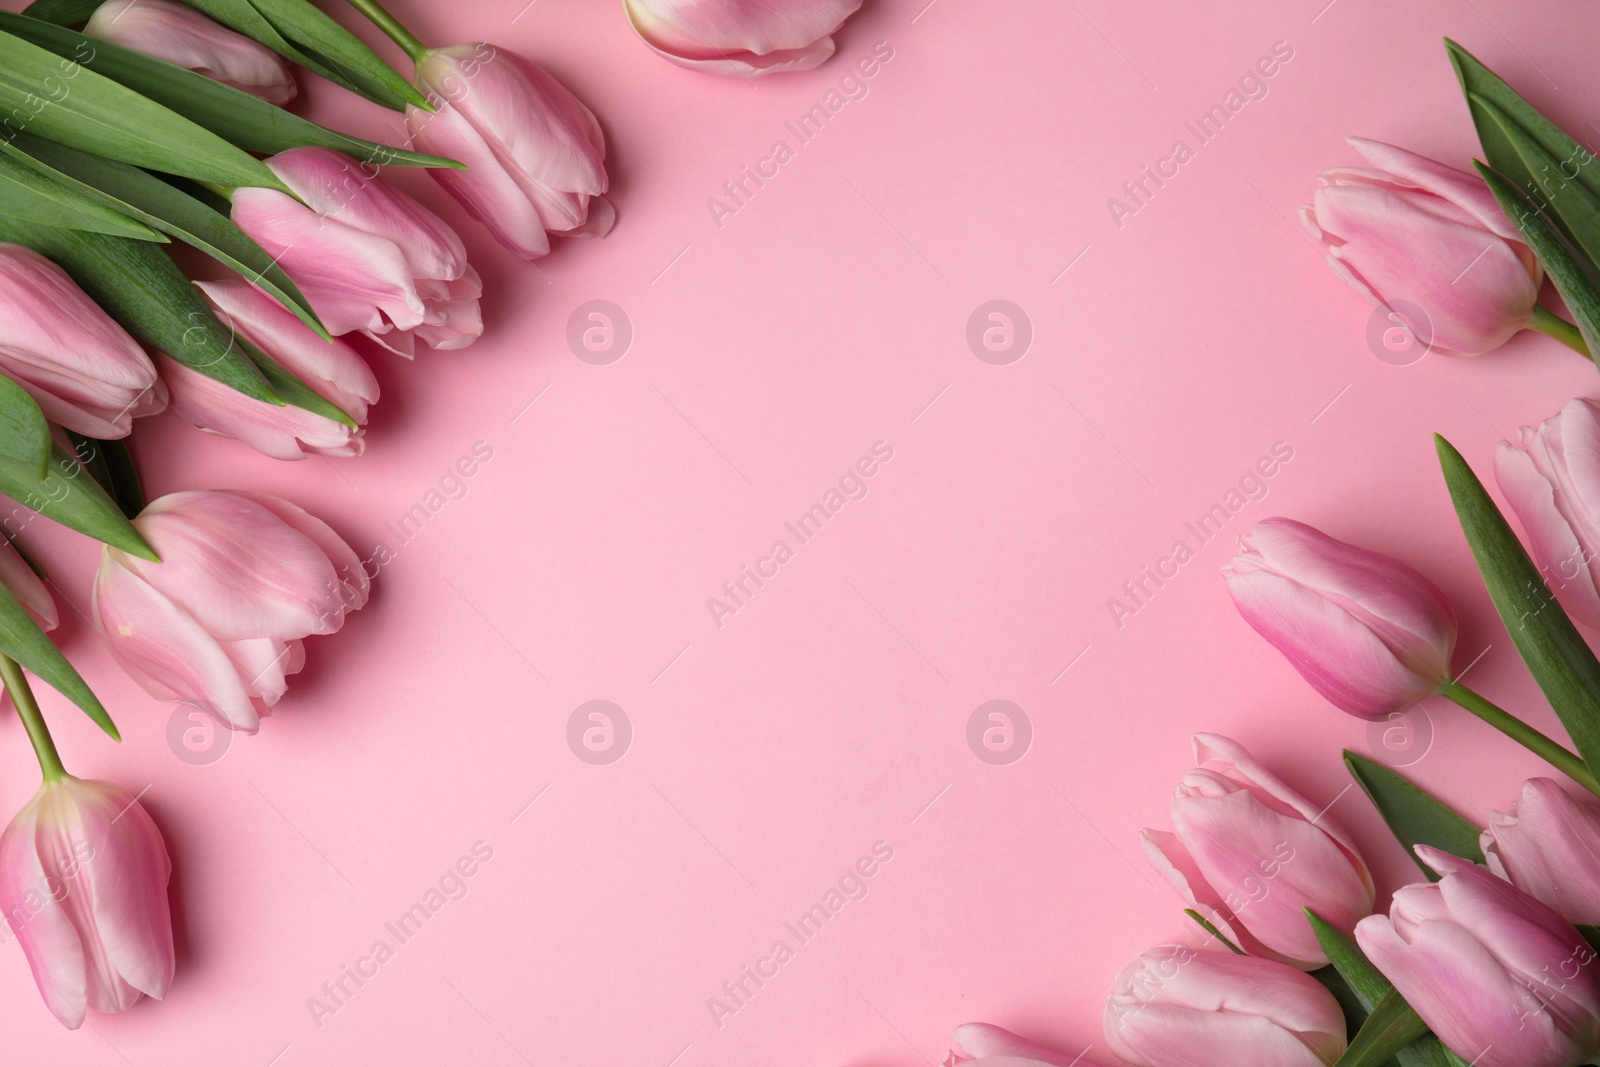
<box><xmin>86</xmin><ymin>0</ymin><xmax>296</xmax><ymax>104</ymax></box>
<box><xmin>232</xmin><ymin>492</ymin><xmax>369</xmax><ymax>612</ymax></box>
<box><xmin>409</xmin><ymin>100</ymin><xmax>552</xmax><ymax>259</ymax></box>
<box><xmin>952</xmin><ymin>1022</ymin><xmax>1086</xmax><ymax>1066</ymax></box>
<box><xmin>1348</xmin><ymin>137</ymin><xmax>1523</xmax><ymax>243</ymax></box>
<box><xmin>0</xmin><ymin>535</ymin><xmax>56</xmax><ymax>630</ymax></box>
<box><xmin>0</xmin><ymin>796</ymin><xmax>89</xmax><ymax>1028</ymax></box>
<box><xmin>1484</xmin><ymin>778</ymin><xmax>1600</xmax><ymax>925</ymax></box>
<box><xmin>1496</xmin><ymin>437</ymin><xmax>1600</xmax><ymax>628</ymax></box>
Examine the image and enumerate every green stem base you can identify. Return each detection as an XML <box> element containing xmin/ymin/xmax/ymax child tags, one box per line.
<box><xmin>0</xmin><ymin>653</ymin><xmax>64</xmax><ymax>782</ymax></box>
<box><xmin>1442</xmin><ymin>679</ymin><xmax>1600</xmax><ymax>796</ymax></box>
<box><xmin>1531</xmin><ymin>304</ymin><xmax>1592</xmax><ymax>357</ymax></box>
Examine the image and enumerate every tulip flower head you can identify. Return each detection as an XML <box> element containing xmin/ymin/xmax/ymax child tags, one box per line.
<box><xmin>1225</xmin><ymin>518</ymin><xmax>1458</xmax><ymax>719</ymax></box>
<box><xmin>945</xmin><ymin>1022</ymin><xmax>1104</xmax><ymax>1066</ymax></box>
<box><xmin>1103</xmin><ymin>945</ymin><xmax>1347</xmax><ymax>1067</ymax></box>
<box><xmin>1143</xmin><ymin>734</ymin><xmax>1374</xmax><ymax>968</ymax></box>
<box><xmin>1357</xmin><ymin>846</ymin><xmax>1600</xmax><ymax>1067</ymax></box>
<box><xmin>622</xmin><ymin>0</ymin><xmax>864</xmax><ymax>76</ymax></box>
<box><xmin>1302</xmin><ymin>137</ymin><xmax>1541</xmax><ymax>356</ymax></box>
<box><xmin>407</xmin><ymin>44</ymin><xmax>613</xmax><ymax>260</ymax></box>
<box><xmin>0</xmin><ymin>775</ymin><xmax>174</xmax><ymax>1029</ymax></box>
<box><xmin>0</xmin><ymin>243</ymin><xmax>166</xmax><ymax>438</ymax></box>
<box><xmin>85</xmin><ymin>0</ymin><xmax>297</xmax><ymax>104</ymax></box>
<box><xmin>92</xmin><ymin>490</ymin><xmax>369</xmax><ymax>732</ymax></box>
<box><xmin>0</xmin><ymin>535</ymin><xmax>56</xmax><ymax>633</ymax></box>
<box><xmin>1482</xmin><ymin>778</ymin><xmax>1600</xmax><ymax>927</ymax></box>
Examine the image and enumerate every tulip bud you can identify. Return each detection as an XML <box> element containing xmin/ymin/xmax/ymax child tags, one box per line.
<box><xmin>231</xmin><ymin>147</ymin><xmax>483</xmax><ymax>356</ymax></box>
<box><xmin>946</xmin><ymin>1022</ymin><xmax>1103</xmax><ymax>1066</ymax></box>
<box><xmin>1301</xmin><ymin>138</ymin><xmax>1541</xmax><ymax>355</ymax></box>
<box><xmin>1142</xmin><ymin>734</ymin><xmax>1374</xmax><ymax>968</ymax></box>
<box><xmin>84</xmin><ymin>0</ymin><xmax>296</xmax><ymax>104</ymax></box>
<box><xmin>0</xmin><ymin>535</ymin><xmax>55</xmax><ymax>632</ymax></box>
<box><xmin>160</xmin><ymin>280</ymin><xmax>378</xmax><ymax>460</ymax></box>
<box><xmin>0</xmin><ymin>243</ymin><xmax>165</xmax><ymax>438</ymax></box>
<box><xmin>622</xmin><ymin>0</ymin><xmax>864</xmax><ymax>76</ymax></box>
<box><xmin>1225</xmin><ymin>517</ymin><xmax>1457</xmax><ymax>719</ymax></box>
<box><xmin>92</xmin><ymin>490</ymin><xmax>369</xmax><ymax>732</ymax></box>
<box><xmin>1358</xmin><ymin>846</ymin><xmax>1600</xmax><ymax>1067</ymax></box>
<box><xmin>1496</xmin><ymin>398</ymin><xmax>1600</xmax><ymax>630</ymax></box>
<box><xmin>407</xmin><ymin>44</ymin><xmax>613</xmax><ymax>260</ymax></box>
<box><xmin>1482</xmin><ymin>778</ymin><xmax>1600</xmax><ymax>926</ymax></box>
<box><xmin>0</xmin><ymin>774</ymin><xmax>174</xmax><ymax>1029</ymax></box>
<box><xmin>1103</xmin><ymin>946</ymin><xmax>1346</xmax><ymax>1067</ymax></box>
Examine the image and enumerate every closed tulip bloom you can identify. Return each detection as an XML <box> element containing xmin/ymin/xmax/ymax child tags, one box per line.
<box><xmin>1225</xmin><ymin>518</ymin><xmax>1457</xmax><ymax>719</ymax></box>
<box><xmin>1497</xmin><ymin>398</ymin><xmax>1600</xmax><ymax>629</ymax></box>
<box><xmin>1104</xmin><ymin>946</ymin><xmax>1346</xmax><ymax>1067</ymax></box>
<box><xmin>947</xmin><ymin>1022</ymin><xmax>1104</xmax><ymax>1066</ymax></box>
<box><xmin>622</xmin><ymin>0</ymin><xmax>864</xmax><ymax>76</ymax></box>
<box><xmin>407</xmin><ymin>44</ymin><xmax>613</xmax><ymax>260</ymax></box>
<box><xmin>0</xmin><ymin>774</ymin><xmax>174</xmax><ymax>1029</ymax></box>
<box><xmin>92</xmin><ymin>490</ymin><xmax>369</xmax><ymax>732</ymax></box>
<box><xmin>1301</xmin><ymin>137</ymin><xmax>1540</xmax><ymax>356</ymax></box>
<box><xmin>1143</xmin><ymin>734</ymin><xmax>1374</xmax><ymax>969</ymax></box>
<box><xmin>84</xmin><ymin>0</ymin><xmax>296</xmax><ymax>104</ymax></box>
<box><xmin>160</xmin><ymin>280</ymin><xmax>378</xmax><ymax>460</ymax></box>
<box><xmin>1482</xmin><ymin>778</ymin><xmax>1600</xmax><ymax>926</ymax></box>
<box><xmin>0</xmin><ymin>243</ymin><xmax>165</xmax><ymax>438</ymax></box>
<box><xmin>0</xmin><ymin>535</ymin><xmax>55</xmax><ymax>631</ymax></box>
<box><xmin>232</xmin><ymin>147</ymin><xmax>483</xmax><ymax>356</ymax></box>
<box><xmin>1357</xmin><ymin>846</ymin><xmax>1600</xmax><ymax>1067</ymax></box>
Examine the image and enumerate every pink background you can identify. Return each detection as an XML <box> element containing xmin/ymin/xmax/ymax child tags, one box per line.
<box><xmin>5</xmin><ymin>0</ymin><xmax>1600</xmax><ymax>1062</ymax></box>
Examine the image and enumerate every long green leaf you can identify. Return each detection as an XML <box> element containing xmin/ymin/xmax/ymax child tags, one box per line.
<box><xmin>246</xmin><ymin>341</ymin><xmax>357</xmax><ymax>427</ymax></box>
<box><xmin>19</xmin><ymin>0</ymin><xmax>100</xmax><ymax>24</ymax></box>
<box><xmin>0</xmin><ymin>28</ymin><xmax>287</xmax><ymax>191</ymax></box>
<box><xmin>64</xmin><ymin>431</ymin><xmax>143</xmax><ymax>519</ymax></box>
<box><xmin>1471</xmin><ymin>95</ymin><xmax>1600</xmax><ymax>275</ymax></box>
<box><xmin>1336</xmin><ymin>989</ymin><xmax>1431</xmax><ymax>1067</ymax></box>
<box><xmin>0</xmin><ymin>216</ymin><xmax>280</xmax><ymax>405</ymax></box>
<box><xmin>0</xmin><ymin>150</ymin><xmax>163</xmax><ymax>240</ymax></box>
<box><xmin>0</xmin><ymin>377</ymin><xmax>51</xmax><ymax>482</ymax></box>
<box><xmin>1309</xmin><ymin>912</ymin><xmax>1453</xmax><ymax>1067</ymax></box>
<box><xmin>1344</xmin><ymin>752</ymin><xmax>1484</xmax><ymax>878</ymax></box>
<box><xmin>0</xmin><ymin>13</ymin><xmax>458</xmax><ymax>169</ymax></box>
<box><xmin>2</xmin><ymin>134</ymin><xmax>328</xmax><ymax>339</ymax></box>
<box><xmin>0</xmin><ymin>441</ymin><xmax>155</xmax><ymax>559</ymax></box>
<box><xmin>0</xmin><ymin>574</ymin><xmax>117</xmax><ymax>739</ymax></box>
<box><xmin>1436</xmin><ymin>435</ymin><xmax>1600</xmax><ymax>775</ymax></box>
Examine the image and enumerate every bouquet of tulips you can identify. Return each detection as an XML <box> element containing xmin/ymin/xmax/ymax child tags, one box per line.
<box><xmin>0</xmin><ymin>0</ymin><xmax>867</xmax><ymax>1032</ymax></box>
<box><xmin>939</xmin><ymin>40</ymin><xmax>1600</xmax><ymax>1067</ymax></box>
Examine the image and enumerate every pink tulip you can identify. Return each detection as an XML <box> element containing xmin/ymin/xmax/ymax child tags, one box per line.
<box><xmin>84</xmin><ymin>0</ymin><xmax>296</xmax><ymax>104</ymax></box>
<box><xmin>0</xmin><ymin>243</ymin><xmax>165</xmax><ymax>438</ymax></box>
<box><xmin>0</xmin><ymin>774</ymin><xmax>173</xmax><ymax>1029</ymax></box>
<box><xmin>407</xmin><ymin>44</ymin><xmax>613</xmax><ymax>260</ymax></box>
<box><xmin>0</xmin><ymin>535</ymin><xmax>55</xmax><ymax>631</ymax></box>
<box><xmin>1142</xmin><ymin>734</ymin><xmax>1374</xmax><ymax>969</ymax></box>
<box><xmin>1357</xmin><ymin>846</ymin><xmax>1600</xmax><ymax>1067</ymax></box>
<box><xmin>1496</xmin><ymin>398</ymin><xmax>1600</xmax><ymax>629</ymax></box>
<box><xmin>92</xmin><ymin>490</ymin><xmax>368</xmax><ymax>732</ymax></box>
<box><xmin>231</xmin><ymin>147</ymin><xmax>483</xmax><ymax>357</ymax></box>
<box><xmin>160</xmin><ymin>280</ymin><xmax>378</xmax><ymax>460</ymax></box>
<box><xmin>1301</xmin><ymin>137</ymin><xmax>1541</xmax><ymax>356</ymax></box>
<box><xmin>1482</xmin><ymin>778</ymin><xmax>1600</xmax><ymax>926</ymax></box>
<box><xmin>946</xmin><ymin>1022</ymin><xmax>1103</xmax><ymax>1066</ymax></box>
<box><xmin>1103</xmin><ymin>946</ymin><xmax>1346</xmax><ymax>1067</ymax></box>
<box><xmin>1225</xmin><ymin>518</ymin><xmax>1458</xmax><ymax>719</ymax></box>
<box><xmin>621</xmin><ymin>0</ymin><xmax>863</xmax><ymax>76</ymax></box>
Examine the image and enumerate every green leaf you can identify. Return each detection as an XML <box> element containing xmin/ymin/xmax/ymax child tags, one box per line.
<box><xmin>63</xmin><ymin>431</ymin><xmax>143</xmax><ymax>519</ymax></box>
<box><xmin>0</xmin><ymin>150</ymin><xmax>164</xmax><ymax>240</ymax></box>
<box><xmin>0</xmin><ymin>377</ymin><xmax>51</xmax><ymax>482</ymax></box>
<box><xmin>0</xmin><ymin>13</ymin><xmax>458</xmax><ymax>169</ymax></box>
<box><xmin>19</xmin><ymin>0</ymin><xmax>100</xmax><ymax>24</ymax></box>
<box><xmin>0</xmin><ymin>28</ymin><xmax>288</xmax><ymax>192</ymax></box>
<box><xmin>1309</xmin><ymin>912</ymin><xmax>1454</xmax><ymax>1067</ymax></box>
<box><xmin>0</xmin><ymin>441</ymin><xmax>155</xmax><ymax>559</ymax></box>
<box><xmin>0</xmin><ymin>215</ymin><xmax>280</xmax><ymax>405</ymax></box>
<box><xmin>1183</xmin><ymin>909</ymin><xmax>1244</xmax><ymax>953</ymax></box>
<box><xmin>245</xmin><ymin>340</ymin><xmax>357</xmax><ymax>427</ymax></box>
<box><xmin>1344</xmin><ymin>751</ymin><xmax>1484</xmax><ymax>878</ymax></box>
<box><xmin>1436</xmin><ymin>435</ymin><xmax>1600</xmax><ymax>775</ymax></box>
<box><xmin>0</xmin><ymin>574</ymin><xmax>117</xmax><ymax>739</ymax></box>
<box><xmin>1336</xmin><ymin>989</ymin><xmax>1431</xmax><ymax>1067</ymax></box>
<box><xmin>2</xmin><ymin>133</ymin><xmax>329</xmax><ymax>339</ymax></box>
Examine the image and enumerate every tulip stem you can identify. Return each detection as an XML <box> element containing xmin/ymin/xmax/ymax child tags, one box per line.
<box><xmin>343</xmin><ymin>0</ymin><xmax>429</xmax><ymax>66</ymax></box>
<box><xmin>0</xmin><ymin>654</ymin><xmax>64</xmax><ymax>783</ymax></box>
<box><xmin>1530</xmin><ymin>305</ymin><xmax>1592</xmax><ymax>357</ymax></box>
<box><xmin>1441</xmin><ymin>680</ymin><xmax>1600</xmax><ymax>795</ymax></box>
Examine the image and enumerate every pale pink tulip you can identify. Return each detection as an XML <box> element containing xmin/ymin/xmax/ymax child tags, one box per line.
<box><xmin>0</xmin><ymin>535</ymin><xmax>55</xmax><ymax>631</ymax></box>
<box><xmin>1302</xmin><ymin>137</ymin><xmax>1541</xmax><ymax>356</ymax></box>
<box><xmin>0</xmin><ymin>774</ymin><xmax>173</xmax><ymax>1029</ymax></box>
<box><xmin>1103</xmin><ymin>946</ymin><xmax>1346</xmax><ymax>1067</ymax></box>
<box><xmin>1142</xmin><ymin>734</ymin><xmax>1374</xmax><ymax>969</ymax></box>
<box><xmin>622</xmin><ymin>0</ymin><xmax>864</xmax><ymax>76</ymax></box>
<box><xmin>1225</xmin><ymin>518</ymin><xmax>1458</xmax><ymax>719</ymax></box>
<box><xmin>84</xmin><ymin>0</ymin><xmax>296</xmax><ymax>104</ymax></box>
<box><xmin>947</xmin><ymin>1022</ymin><xmax>1104</xmax><ymax>1066</ymax></box>
<box><xmin>1357</xmin><ymin>846</ymin><xmax>1600</xmax><ymax>1067</ymax></box>
<box><xmin>1482</xmin><ymin>778</ymin><xmax>1600</xmax><ymax>926</ymax></box>
<box><xmin>407</xmin><ymin>44</ymin><xmax>613</xmax><ymax>260</ymax></box>
<box><xmin>1497</xmin><ymin>398</ymin><xmax>1600</xmax><ymax>629</ymax></box>
<box><xmin>0</xmin><ymin>244</ymin><xmax>165</xmax><ymax>438</ymax></box>
<box><xmin>159</xmin><ymin>280</ymin><xmax>378</xmax><ymax>460</ymax></box>
<box><xmin>92</xmin><ymin>490</ymin><xmax>368</xmax><ymax>732</ymax></box>
<box><xmin>231</xmin><ymin>147</ymin><xmax>482</xmax><ymax>356</ymax></box>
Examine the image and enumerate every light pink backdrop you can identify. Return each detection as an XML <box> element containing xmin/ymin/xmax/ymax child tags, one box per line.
<box><xmin>4</xmin><ymin>0</ymin><xmax>1600</xmax><ymax>1062</ymax></box>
